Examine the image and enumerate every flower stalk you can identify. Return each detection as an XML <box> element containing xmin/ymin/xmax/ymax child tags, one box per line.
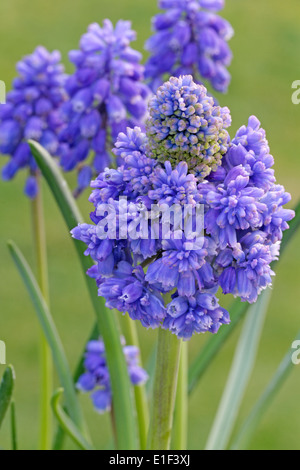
<box><xmin>147</xmin><ymin>327</ymin><xmax>182</xmax><ymax>450</ymax></box>
<box><xmin>31</xmin><ymin>175</ymin><xmax>53</xmax><ymax>450</ymax></box>
<box><xmin>172</xmin><ymin>341</ymin><xmax>188</xmax><ymax>450</ymax></box>
<box><xmin>119</xmin><ymin>314</ymin><xmax>149</xmax><ymax>450</ymax></box>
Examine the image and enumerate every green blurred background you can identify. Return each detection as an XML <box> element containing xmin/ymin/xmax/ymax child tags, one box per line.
<box><xmin>0</xmin><ymin>0</ymin><xmax>299</xmax><ymax>450</ymax></box>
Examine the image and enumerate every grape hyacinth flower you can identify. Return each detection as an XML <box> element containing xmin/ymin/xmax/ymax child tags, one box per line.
<box><xmin>77</xmin><ymin>338</ymin><xmax>148</xmax><ymax>413</ymax></box>
<box><xmin>145</xmin><ymin>0</ymin><xmax>234</xmax><ymax>93</ymax></box>
<box><xmin>0</xmin><ymin>46</ymin><xmax>66</xmax><ymax>198</ymax></box>
<box><xmin>58</xmin><ymin>19</ymin><xmax>150</xmax><ymax>195</ymax></box>
<box><xmin>72</xmin><ymin>76</ymin><xmax>294</xmax><ymax>340</ymax></box>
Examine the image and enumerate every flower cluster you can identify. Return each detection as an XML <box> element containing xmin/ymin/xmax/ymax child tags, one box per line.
<box><xmin>72</xmin><ymin>76</ymin><xmax>294</xmax><ymax>340</ymax></box>
<box><xmin>201</xmin><ymin>114</ymin><xmax>295</xmax><ymax>302</ymax></box>
<box><xmin>147</xmin><ymin>75</ymin><xmax>231</xmax><ymax>178</ymax></box>
<box><xmin>77</xmin><ymin>338</ymin><xmax>148</xmax><ymax>413</ymax></box>
<box><xmin>145</xmin><ymin>0</ymin><xmax>233</xmax><ymax>93</ymax></box>
<box><xmin>58</xmin><ymin>20</ymin><xmax>150</xmax><ymax>195</ymax></box>
<box><xmin>0</xmin><ymin>46</ymin><xmax>66</xmax><ymax>198</ymax></box>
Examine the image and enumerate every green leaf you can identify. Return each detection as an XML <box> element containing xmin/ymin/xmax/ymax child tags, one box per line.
<box><xmin>279</xmin><ymin>199</ymin><xmax>300</xmax><ymax>255</ymax></box>
<box><xmin>205</xmin><ymin>288</ymin><xmax>272</xmax><ymax>450</ymax></box>
<box><xmin>51</xmin><ymin>389</ymin><xmax>94</xmax><ymax>451</ymax></box>
<box><xmin>231</xmin><ymin>330</ymin><xmax>300</xmax><ymax>449</ymax></box>
<box><xmin>7</xmin><ymin>240</ymin><xmax>86</xmax><ymax>436</ymax></box>
<box><xmin>0</xmin><ymin>365</ymin><xmax>15</xmax><ymax>428</ymax></box>
<box><xmin>146</xmin><ymin>344</ymin><xmax>157</xmax><ymax>397</ymax></box>
<box><xmin>188</xmin><ymin>300</ymin><xmax>248</xmax><ymax>395</ymax></box>
<box><xmin>188</xmin><ymin>199</ymin><xmax>300</xmax><ymax>396</ymax></box>
<box><xmin>52</xmin><ymin>322</ymin><xmax>99</xmax><ymax>451</ymax></box>
<box><xmin>29</xmin><ymin>140</ymin><xmax>137</xmax><ymax>449</ymax></box>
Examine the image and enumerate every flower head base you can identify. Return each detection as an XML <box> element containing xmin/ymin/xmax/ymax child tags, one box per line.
<box><xmin>145</xmin><ymin>0</ymin><xmax>233</xmax><ymax>93</ymax></box>
<box><xmin>146</xmin><ymin>76</ymin><xmax>231</xmax><ymax>178</ymax></box>
<box><xmin>0</xmin><ymin>46</ymin><xmax>66</xmax><ymax>198</ymax></box>
<box><xmin>58</xmin><ymin>20</ymin><xmax>150</xmax><ymax>194</ymax></box>
<box><xmin>77</xmin><ymin>338</ymin><xmax>148</xmax><ymax>413</ymax></box>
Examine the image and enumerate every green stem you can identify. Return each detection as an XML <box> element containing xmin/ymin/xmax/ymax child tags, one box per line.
<box><xmin>147</xmin><ymin>328</ymin><xmax>182</xmax><ymax>450</ymax></box>
<box><xmin>110</xmin><ymin>405</ymin><xmax>117</xmax><ymax>449</ymax></box>
<box><xmin>172</xmin><ymin>341</ymin><xmax>188</xmax><ymax>450</ymax></box>
<box><xmin>31</xmin><ymin>176</ymin><xmax>52</xmax><ymax>450</ymax></box>
<box><xmin>10</xmin><ymin>400</ymin><xmax>17</xmax><ymax>451</ymax></box>
<box><xmin>120</xmin><ymin>314</ymin><xmax>149</xmax><ymax>450</ymax></box>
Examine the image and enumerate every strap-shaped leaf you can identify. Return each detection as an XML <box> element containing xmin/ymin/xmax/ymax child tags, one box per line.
<box><xmin>52</xmin><ymin>322</ymin><xmax>99</xmax><ymax>451</ymax></box>
<box><xmin>51</xmin><ymin>389</ymin><xmax>94</xmax><ymax>451</ymax></box>
<box><xmin>205</xmin><ymin>288</ymin><xmax>271</xmax><ymax>450</ymax></box>
<box><xmin>8</xmin><ymin>241</ymin><xmax>86</xmax><ymax>436</ymax></box>
<box><xmin>280</xmin><ymin>200</ymin><xmax>300</xmax><ymax>254</ymax></box>
<box><xmin>188</xmin><ymin>301</ymin><xmax>248</xmax><ymax>394</ymax></box>
<box><xmin>29</xmin><ymin>140</ymin><xmax>137</xmax><ymax>449</ymax></box>
<box><xmin>231</xmin><ymin>330</ymin><xmax>300</xmax><ymax>449</ymax></box>
<box><xmin>0</xmin><ymin>365</ymin><xmax>15</xmax><ymax>428</ymax></box>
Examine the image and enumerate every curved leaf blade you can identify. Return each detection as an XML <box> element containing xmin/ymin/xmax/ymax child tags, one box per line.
<box><xmin>29</xmin><ymin>140</ymin><xmax>137</xmax><ymax>449</ymax></box>
<box><xmin>188</xmin><ymin>301</ymin><xmax>248</xmax><ymax>395</ymax></box>
<box><xmin>0</xmin><ymin>365</ymin><xmax>15</xmax><ymax>428</ymax></box>
<box><xmin>7</xmin><ymin>240</ymin><xmax>86</xmax><ymax>436</ymax></box>
<box><xmin>279</xmin><ymin>200</ymin><xmax>300</xmax><ymax>255</ymax></box>
<box><xmin>205</xmin><ymin>288</ymin><xmax>271</xmax><ymax>450</ymax></box>
<box><xmin>51</xmin><ymin>389</ymin><xmax>94</xmax><ymax>451</ymax></box>
<box><xmin>231</xmin><ymin>330</ymin><xmax>300</xmax><ymax>449</ymax></box>
<box><xmin>52</xmin><ymin>322</ymin><xmax>99</xmax><ymax>450</ymax></box>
